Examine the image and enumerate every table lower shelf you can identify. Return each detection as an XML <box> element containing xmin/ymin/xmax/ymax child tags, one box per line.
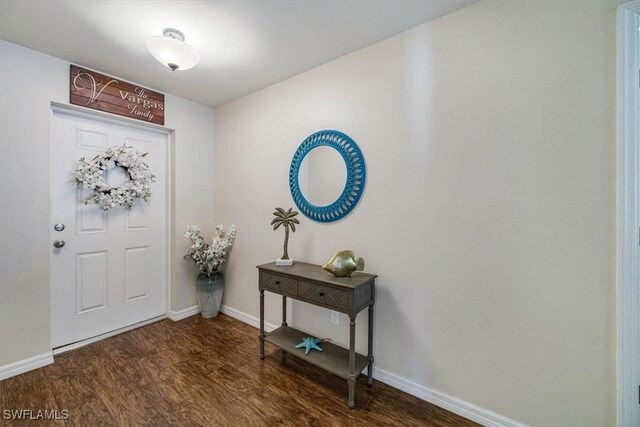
<box><xmin>264</xmin><ymin>326</ymin><xmax>369</xmax><ymax>380</ymax></box>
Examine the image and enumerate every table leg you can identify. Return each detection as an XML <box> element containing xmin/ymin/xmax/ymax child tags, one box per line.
<box><xmin>282</xmin><ymin>295</ymin><xmax>288</xmax><ymax>327</ymax></box>
<box><xmin>348</xmin><ymin>315</ymin><xmax>356</xmax><ymax>408</ymax></box>
<box><xmin>259</xmin><ymin>289</ymin><xmax>265</xmax><ymax>360</ymax></box>
<box><xmin>367</xmin><ymin>304</ymin><xmax>374</xmax><ymax>385</ymax></box>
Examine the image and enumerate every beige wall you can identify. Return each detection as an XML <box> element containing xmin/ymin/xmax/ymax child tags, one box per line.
<box><xmin>213</xmin><ymin>0</ymin><xmax>620</xmax><ymax>425</ymax></box>
<box><xmin>0</xmin><ymin>40</ymin><xmax>214</xmax><ymax>366</ymax></box>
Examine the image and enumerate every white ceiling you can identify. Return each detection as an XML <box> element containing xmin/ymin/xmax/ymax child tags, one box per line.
<box><xmin>0</xmin><ymin>0</ymin><xmax>479</xmax><ymax>107</ymax></box>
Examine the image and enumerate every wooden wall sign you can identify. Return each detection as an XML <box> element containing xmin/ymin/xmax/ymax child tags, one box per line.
<box><xmin>70</xmin><ymin>65</ymin><xmax>165</xmax><ymax>125</ymax></box>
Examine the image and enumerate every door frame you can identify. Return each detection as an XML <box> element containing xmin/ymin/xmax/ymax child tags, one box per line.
<box><xmin>617</xmin><ymin>2</ymin><xmax>640</xmax><ymax>426</ymax></box>
<box><xmin>49</xmin><ymin>101</ymin><xmax>175</xmax><ymax>352</ymax></box>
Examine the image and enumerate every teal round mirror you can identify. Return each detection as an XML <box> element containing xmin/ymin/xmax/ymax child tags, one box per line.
<box><xmin>289</xmin><ymin>130</ymin><xmax>366</xmax><ymax>222</ymax></box>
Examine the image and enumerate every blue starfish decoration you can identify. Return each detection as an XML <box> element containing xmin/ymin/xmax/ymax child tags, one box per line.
<box><xmin>294</xmin><ymin>337</ymin><xmax>324</xmax><ymax>355</ymax></box>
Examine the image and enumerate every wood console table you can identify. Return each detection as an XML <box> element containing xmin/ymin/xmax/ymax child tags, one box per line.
<box><xmin>257</xmin><ymin>262</ymin><xmax>376</xmax><ymax>408</ymax></box>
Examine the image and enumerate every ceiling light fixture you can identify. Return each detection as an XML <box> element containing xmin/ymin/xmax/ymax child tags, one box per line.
<box><xmin>146</xmin><ymin>28</ymin><xmax>200</xmax><ymax>71</ymax></box>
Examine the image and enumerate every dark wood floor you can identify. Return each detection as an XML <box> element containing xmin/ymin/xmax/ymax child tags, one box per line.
<box><xmin>1</xmin><ymin>314</ymin><xmax>478</xmax><ymax>426</ymax></box>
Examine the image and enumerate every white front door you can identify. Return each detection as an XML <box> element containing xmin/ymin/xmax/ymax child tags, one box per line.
<box><xmin>50</xmin><ymin>109</ymin><xmax>167</xmax><ymax>348</ymax></box>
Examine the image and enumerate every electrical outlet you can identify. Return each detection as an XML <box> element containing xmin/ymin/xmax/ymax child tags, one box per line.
<box><xmin>331</xmin><ymin>310</ymin><xmax>340</xmax><ymax>325</ymax></box>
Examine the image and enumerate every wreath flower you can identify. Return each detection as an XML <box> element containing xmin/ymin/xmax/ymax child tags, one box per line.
<box><xmin>74</xmin><ymin>144</ymin><xmax>156</xmax><ymax>211</ymax></box>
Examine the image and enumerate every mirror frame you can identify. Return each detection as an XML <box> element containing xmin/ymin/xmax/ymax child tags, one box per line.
<box><xmin>289</xmin><ymin>130</ymin><xmax>366</xmax><ymax>222</ymax></box>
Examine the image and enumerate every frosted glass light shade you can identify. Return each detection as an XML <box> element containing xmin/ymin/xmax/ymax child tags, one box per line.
<box><xmin>146</xmin><ymin>35</ymin><xmax>200</xmax><ymax>71</ymax></box>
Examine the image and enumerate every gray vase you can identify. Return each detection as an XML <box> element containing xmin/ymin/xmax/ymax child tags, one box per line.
<box><xmin>197</xmin><ymin>272</ymin><xmax>224</xmax><ymax>318</ymax></box>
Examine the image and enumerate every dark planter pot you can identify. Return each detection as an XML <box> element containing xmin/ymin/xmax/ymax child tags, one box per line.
<box><xmin>197</xmin><ymin>272</ymin><xmax>224</xmax><ymax>318</ymax></box>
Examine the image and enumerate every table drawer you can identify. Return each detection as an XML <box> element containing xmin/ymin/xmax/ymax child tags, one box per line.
<box><xmin>260</xmin><ymin>272</ymin><xmax>298</xmax><ymax>297</ymax></box>
<box><xmin>299</xmin><ymin>281</ymin><xmax>349</xmax><ymax>311</ymax></box>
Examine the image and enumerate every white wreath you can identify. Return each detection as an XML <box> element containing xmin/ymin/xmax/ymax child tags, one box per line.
<box><xmin>74</xmin><ymin>145</ymin><xmax>156</xmax><ymax>211</ymax></box>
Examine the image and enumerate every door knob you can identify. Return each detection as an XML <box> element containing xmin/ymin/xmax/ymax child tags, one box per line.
<box><xmin>53</xmin><ymin>240</ymin><xmax>65</xmax><ymax>248</ymax></box>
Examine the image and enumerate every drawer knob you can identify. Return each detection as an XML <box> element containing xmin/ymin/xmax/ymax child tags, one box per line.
<box><xmin>319</xmin><ymin>292</ymin><xmax>325</xmax><ymax>297</ymax></box>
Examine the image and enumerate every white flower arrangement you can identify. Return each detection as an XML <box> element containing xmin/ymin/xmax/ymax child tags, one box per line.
<box><xmin>74</xmin><ymin>145</ymin><xmax>156</xmax><ymax>210</ymax></box>
<box><xmin>184</xmin><ymin>224</ymin><xmax>237</xmax><ymax>277</ymax></box>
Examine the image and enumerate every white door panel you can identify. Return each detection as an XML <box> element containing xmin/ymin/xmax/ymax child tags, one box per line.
<box><xmin>51</xmin><ymin>110</ymin><xmax>167</xmax><ymax>348</ymax></box>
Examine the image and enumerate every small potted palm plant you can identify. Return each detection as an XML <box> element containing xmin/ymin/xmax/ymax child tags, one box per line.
<box><xmin>184</xmin><ymin>224</ymin><xmax>237</xmax><ymax>318</ymax></box>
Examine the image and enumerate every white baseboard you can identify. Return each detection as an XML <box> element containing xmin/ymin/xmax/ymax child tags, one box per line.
<box><xmin>0</xmin><ymin>352</ymin><xmax>54</xmax><ymax>381</ymax></box>
<box><xmin>220</xmin><ymin>304</ymin><xmax>278</xmax><ymax>332</ymax></box>
<box><xmin>168</xmin><ymin>305</ymin><xmax>200</xmax><ymax>321</ymax></box>
<box><xmin>371</xmin><ymin>366</ymin><xmax>524</xmax><ymax>427</ymax></box>
<box><xmin>219</xmin><ymin>304</ymin><xmax>523</xmax><ymax>427</ymax></box>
